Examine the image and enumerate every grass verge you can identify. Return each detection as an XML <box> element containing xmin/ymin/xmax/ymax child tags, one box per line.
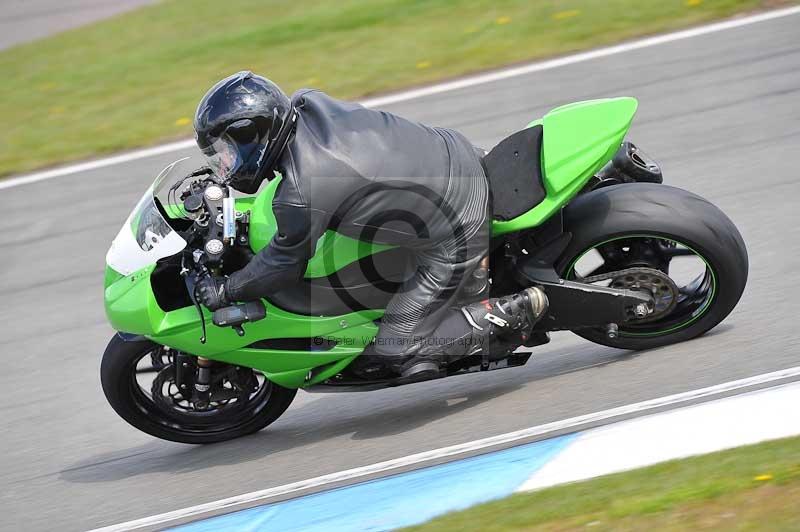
<box><xmin>405</xmin><ymin>435</ymin><xmax>800</xmax><ymax>531</ymax></box>
<box><xmin>2</xmin><ymin>0</ymin><xmax>794</xmax><ymax>177</ymax></box>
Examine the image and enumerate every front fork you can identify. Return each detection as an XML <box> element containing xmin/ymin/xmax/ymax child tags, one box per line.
<box><xmin>174</xmin><ymin>353</ymin><xmax>214</xmax><ymax>408</ymax></box>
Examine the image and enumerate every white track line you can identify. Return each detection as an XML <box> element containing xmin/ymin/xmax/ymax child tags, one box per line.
<box><xmin>518</xmin><ymin>381</ymin><xmax>800</xmax><ymax>492</ymax></box>
<box><xmin>4</xmin><ymin>5</ymin><xmax>800</xmax><ymax>192</ymax></box>
<box><xmin>89</xmin><ymin>365</ymin><xmax>800</xmax><ymax>532</ymax></box>
<box><xmin>0</xmin><ymin>139</ymin><xmax>196</xmax><ymax>191</ymax></box>
<box><xmin>361</xmin><ymin>5</ymin><xmax>800</xmax><ymax>108</ymax></box>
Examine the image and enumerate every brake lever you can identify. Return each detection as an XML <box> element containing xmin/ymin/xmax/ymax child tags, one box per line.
<box><xmin>181</xmin><ymin>257</ymin><xmax>208</xmax><ymax>344</ymax></box>
<box><xmin>189</xmin><ymin>166</ymin><xmax>213</xmax><ymax>178</ymax></box>
<box><xmin>192</xmin><ymin>287</ymin><xmax>208</xmax><ymax>344</ymax></box>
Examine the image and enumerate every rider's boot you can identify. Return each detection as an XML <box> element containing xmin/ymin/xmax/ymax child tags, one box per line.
<box><xmin>396</xmin><ymin>287</ymin><xmax>548</xmax><ymax>383</ymax></box>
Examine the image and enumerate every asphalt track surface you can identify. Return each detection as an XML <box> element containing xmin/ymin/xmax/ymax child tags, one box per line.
<box><xmin>0</xmin><ymin>0</ymin><xmax>155</xmax><ymax>51</ymax></box>
<box><xmin>2</xmin><ymin>13</ymin><xmax>799</xmax><ymax>532</ymax></box>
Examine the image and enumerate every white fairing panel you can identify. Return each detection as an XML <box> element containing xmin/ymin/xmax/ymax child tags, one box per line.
<box><xmin>106</xmin><ymin>186</ymin><xmax>186</xmax><ymax>275</ymax></box>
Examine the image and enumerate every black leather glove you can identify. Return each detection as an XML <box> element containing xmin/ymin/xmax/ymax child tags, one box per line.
<box><xmin>196</xmin><ymin>275</ymin><xmax>230</xmax><ymax>311</ymax></box>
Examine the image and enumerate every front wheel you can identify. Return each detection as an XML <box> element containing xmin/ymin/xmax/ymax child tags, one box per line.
<box><xmin>558</xmin><ymin>183</ymin><xmax>748</xmax><ymax>350</ymax></box>
<box><xmin>101</xmin><ymin>335</ymin><xmax>297</xmax><ymax>444</ymax></box>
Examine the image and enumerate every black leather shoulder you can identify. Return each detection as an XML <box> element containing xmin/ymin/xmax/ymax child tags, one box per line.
<box><xmin>274</xmin><ymin>149</ymin><xmax>306</xmax><ymax>207</ymax></box>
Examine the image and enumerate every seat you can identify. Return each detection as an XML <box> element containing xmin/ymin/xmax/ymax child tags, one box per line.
<box><xmin>482</xmin><ymin>124</ymin><xmax>546</xmax><ymax>221</ymax></box>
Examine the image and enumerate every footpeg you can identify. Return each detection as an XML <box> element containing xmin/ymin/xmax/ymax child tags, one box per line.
<box><xmin>396</xmin><ymin>361</ymin><xmax>442</xmax><ymax>385</ymax></box>
<box><xmin>524</xmin><ymin>287</ymin><xmax>549</xmax><ymax>320</ymax></box>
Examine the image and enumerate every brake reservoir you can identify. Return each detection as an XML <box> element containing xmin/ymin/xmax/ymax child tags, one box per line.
<box><xmin>222</xmin><ymin>191</ymin><xmax>236</xmax><ymax>245</ymax></box>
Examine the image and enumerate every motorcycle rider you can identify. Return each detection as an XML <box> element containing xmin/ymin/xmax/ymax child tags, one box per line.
<box><xmin>194</xmin><ymin>71</ymin><xmax>547</xmax><ymax>383</ymax></box>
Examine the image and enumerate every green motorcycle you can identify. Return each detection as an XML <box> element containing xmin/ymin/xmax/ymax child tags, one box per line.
<box><xmin>101</xmin><ymin>97</ymin><xmax>748</xmax><ymax>444</ymax></box>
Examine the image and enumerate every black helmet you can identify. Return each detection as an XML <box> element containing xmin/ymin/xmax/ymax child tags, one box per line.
<box><xmin>194</xmin><ymin>71</ymin><xmax>295</xmax><ymax>193</ymax></box>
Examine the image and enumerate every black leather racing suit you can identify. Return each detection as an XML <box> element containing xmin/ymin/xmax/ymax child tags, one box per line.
<box><xmin>226</xmin><ymin>90</ymin><xmax>490</xmax><ymax>361</ymax></box>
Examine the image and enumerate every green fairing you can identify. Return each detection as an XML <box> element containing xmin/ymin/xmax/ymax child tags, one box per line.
<box><xmin>104</xmin><ymin>98</ymin><xmax>638</xmax><ymax>388</ymax></box>
<box><xmin>104</xmin><ymin>261</ymin><xmax>383</xmax><ymax>387</ymax></box>
<box><xmin>493</xmin><ymin>97</ymin><xmax>638</xmax><ymax>235</ymax></box>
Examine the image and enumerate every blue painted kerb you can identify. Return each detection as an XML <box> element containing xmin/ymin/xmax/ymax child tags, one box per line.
<box><xmin>171</xmin><ymin>433</ymin><xmax>577</xmax><ymax>532</ymax></box>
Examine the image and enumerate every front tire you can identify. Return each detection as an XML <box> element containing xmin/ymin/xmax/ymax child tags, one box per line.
<box><xmin>558</xmin><ymin>183</ymin><xmax>748</xmax><ymax>350</ymax></box>
<box><xmin>101</xmin><ymin>335</ymin><xmax>297</xmax><ymax>444</ymax></box>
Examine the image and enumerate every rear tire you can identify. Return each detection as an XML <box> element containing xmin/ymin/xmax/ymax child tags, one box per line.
<box><xmin>558</xmin><ymin>183</ymin><xmax>748</xmax><ymax>350</ymax></box>
<box><xmin>101</xmin><ymin>335</ymin><xmax>297</xmax><ymax>444</ymax></box>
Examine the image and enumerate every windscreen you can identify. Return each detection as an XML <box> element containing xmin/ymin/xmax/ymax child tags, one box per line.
<box><xmin>105</xmin><ymin>158</ymin><xmax>196</xmax><ymax>276</ymax></box>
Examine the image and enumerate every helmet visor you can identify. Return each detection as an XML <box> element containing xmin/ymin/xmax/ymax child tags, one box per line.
<box><xmin>200</xmin><ymin>119</ymin><xmax>264</xmax><ymax>183</ymax></box>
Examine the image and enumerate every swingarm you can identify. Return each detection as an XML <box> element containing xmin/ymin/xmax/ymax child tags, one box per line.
<box><xmin>514</xmin><ymin>239</ymin><xmax>655</xmax><ymax>335</ymax></box>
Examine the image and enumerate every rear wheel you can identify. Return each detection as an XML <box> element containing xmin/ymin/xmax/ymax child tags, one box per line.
<box><xmin>558</xmin><ymin>184</ymin><xmax>748</xmax><ymax>350</ymax></box>
<box><xmin>101</xmin><ymin>335</ymin><xmax>296</xmax><ymax>444</ymax></box>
